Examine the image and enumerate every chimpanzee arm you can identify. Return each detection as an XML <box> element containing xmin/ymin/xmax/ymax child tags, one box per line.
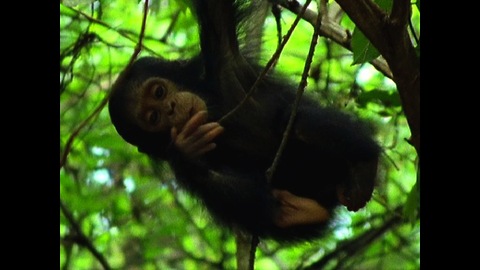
<box><xmin>193</xmin><ymin>0</ymin><xmax>268</xmax><ymax>74</ymax></box>
<box><xmin>169</xmin><ymin>152</ymin><xmax>332</xmax><ymax>234</ymax></box>
<box><xmin>192</xmin><ymin>0</ymin><xmax>270</xmax><ymax>110</ymax></box>
<box><xmin>165</xmin><ymin>110</ymin><xmax>276</xmax><ymax>229</ymax></box>
<box><xmin>167</xmin><ymin>146</ymin><xmax>278</xmax><ymax>232</ymax></box>
<box><xmin>168</xmin><ymin>110</ymin><xmax>333</xmax><ymax>231</ymax></box>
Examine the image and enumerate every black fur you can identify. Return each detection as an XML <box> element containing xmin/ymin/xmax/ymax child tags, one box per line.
<box><xmin>108</xmin><ymin>0</ymin><xmax>380</xmax><ymax>242</ymax></box>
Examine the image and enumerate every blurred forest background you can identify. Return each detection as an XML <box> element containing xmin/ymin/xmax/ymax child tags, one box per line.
<box><xmin>60</xmin><ymin>0</ymin><xmax>420</xmax><ymax>269</ymax></box>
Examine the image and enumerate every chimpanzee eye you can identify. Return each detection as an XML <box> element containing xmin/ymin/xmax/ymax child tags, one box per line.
<box><xmin>148</xmin><ymin>111</ymin><xmax>159</xmax><ymax>125</ymax></box>
<box><xmin>153</xmin><ymin>85</ymin><xmax>166</xmax><ymax>99</ymax></box>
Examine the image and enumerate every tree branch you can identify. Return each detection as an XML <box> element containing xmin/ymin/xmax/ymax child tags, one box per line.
<box><xmin>280</xmin><ymin>0</ymin><xmax>419</xmax><ymax>153</ymax></box>
<box><xmin>60</xmin><ymin>199</ymin><xmax>111</xmax><ymax>270</ymax></box>
<box><xmin>60</xmin><ymin>0</ymin><xmax>151</xmax><ymax>170</ymax></box>
<box><xmin>218</xmin><ymin>0</ymin><xmax>311</xmax><ymax>124</ymax></box>
<box><xmin>235</xmin><ymin>228</ymin><xmax>259</xmax><ymax>270</ymax></box>
<box><xmin>303</xmin><ymin>210</ymin><xmax>404</xmax><ymax>270</ymax></box>
<box><xmin>334</xmin><ymin>0</ymin><xmax>420</xmax><ymax>154</ymax></box>
<box><xmin>266</xmin><ymin>0</ymin><xmax>321</xmax><ymax>183</ymax></box>
<box><xmin>280</xmin><ymin>1</ymin><xmax>393</xmax><ymax>79</ymax></box>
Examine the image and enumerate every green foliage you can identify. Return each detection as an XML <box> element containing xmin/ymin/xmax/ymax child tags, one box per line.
<box><xmin>350</xmin><ymin>0</ymin><xmax>391</xmax><ymax>65</ymax></box>
<box><xmin>60</xmin><ymin>1</ymin><xmax>419</xmax><ymax>269</ymax></box>
<box><xmin>376</xmin><ymin>0</ymin><xmax>394</xmax><ymax>12</ymax></box>
<box><xmin>351</xmin><ymin>28</ymin><xmax>381</xmax><ymax>65</ymax></box>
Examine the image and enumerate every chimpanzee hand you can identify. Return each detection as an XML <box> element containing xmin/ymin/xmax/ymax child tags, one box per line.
<box><xmin>171</xmin><ymin>110</ymin><xmax>224</xmax><ymax>159</ymax></box>
<box><xmin>272</xmin><ymin>189</ymin><xmax>330</xmax><ymax>228</ymax></box>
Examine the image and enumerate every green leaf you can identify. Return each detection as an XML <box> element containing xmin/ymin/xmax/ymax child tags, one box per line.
<box><xmin>375</xmin><ymin>0</ymin><xmax>393</xmax><ymax>12</ymax></box>
<box><xmin>357</xmin><ymin>89</ymin><xmax>401</xmax><ymax>107</ymax></box>
<box><xmin>351</xmin><ymin>27</ymin><xmax>381</xmax><ymax>65</ymax></box>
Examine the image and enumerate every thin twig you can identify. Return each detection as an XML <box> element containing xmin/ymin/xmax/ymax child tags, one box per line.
<box><xmin>281</xmin><ymin>0</ymin><xmax>393</xmax><ymax>79</ymax></box>
<box><xmin>60</xmin><ymin>0</ymin><xmax>150</xmax><ymax>170</ymax></box>
<box><xmin>61</xmin><ymin>5</ymin><xmax>159</xmax><ymax>56</ymax></box>
<box><xmin>160</xmin><ymin>11</ymin><xmax>181</xmax><ymax>43</ymax></box>
<box><xmin>303</xmin><ymin>208</ymin><xmax>404</xmax><ymax>270</ymax></box>
<box><xmin>218</xmin><ymin>0</ymin><xmax>312</xmax><ymax>124</ymax></box>
<box><xmin>60</xmin><ymin>199</ymin><xmax>111</xmax><ymax>270</ymax></box>
<box><xmin>266</xmin><ymin>0</ymin><xmax>320</xmax><ymax>183</ymax></box>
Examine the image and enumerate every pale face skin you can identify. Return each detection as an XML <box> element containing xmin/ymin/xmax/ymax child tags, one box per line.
<box><xmin>134</xmin><ymin>78</ymin><xmax>330</xmax><ymax>228</ymax></box>
<box><xmin>134</xmin><ymin>77</ymin><xmax>209</xmax><ymax>133</ymax></box>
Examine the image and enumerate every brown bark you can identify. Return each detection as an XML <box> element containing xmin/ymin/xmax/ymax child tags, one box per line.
<box><xmin>335</xmin><ymin>0</ymin><xmax>420</xmax><ymax>154</ymax></box>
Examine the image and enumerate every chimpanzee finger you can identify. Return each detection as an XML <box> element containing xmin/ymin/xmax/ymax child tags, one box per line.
<box><xmin>180</xmin><ymin>110</ymin><xmax>208</xmax><ymax>137</ymax></box>
<box><xmin>185</xmin><ymin>124</ymin><xmax>224</xmax><ymax>150</ymax></box>
<box><xmin>191</xmin><ymin>123</ymin><xmax>224</xmax><ymax>140</ymax></box>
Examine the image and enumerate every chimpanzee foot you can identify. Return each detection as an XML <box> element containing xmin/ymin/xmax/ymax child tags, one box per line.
<box><xmin>272</xmin><ymin>189</ymin><xmax>330</xmax><ymax>228</ymax></box>
<box><xmin>337</xmin><ymin>159</ymin><xmax>378</xmax><ymax>211</ymax></box>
